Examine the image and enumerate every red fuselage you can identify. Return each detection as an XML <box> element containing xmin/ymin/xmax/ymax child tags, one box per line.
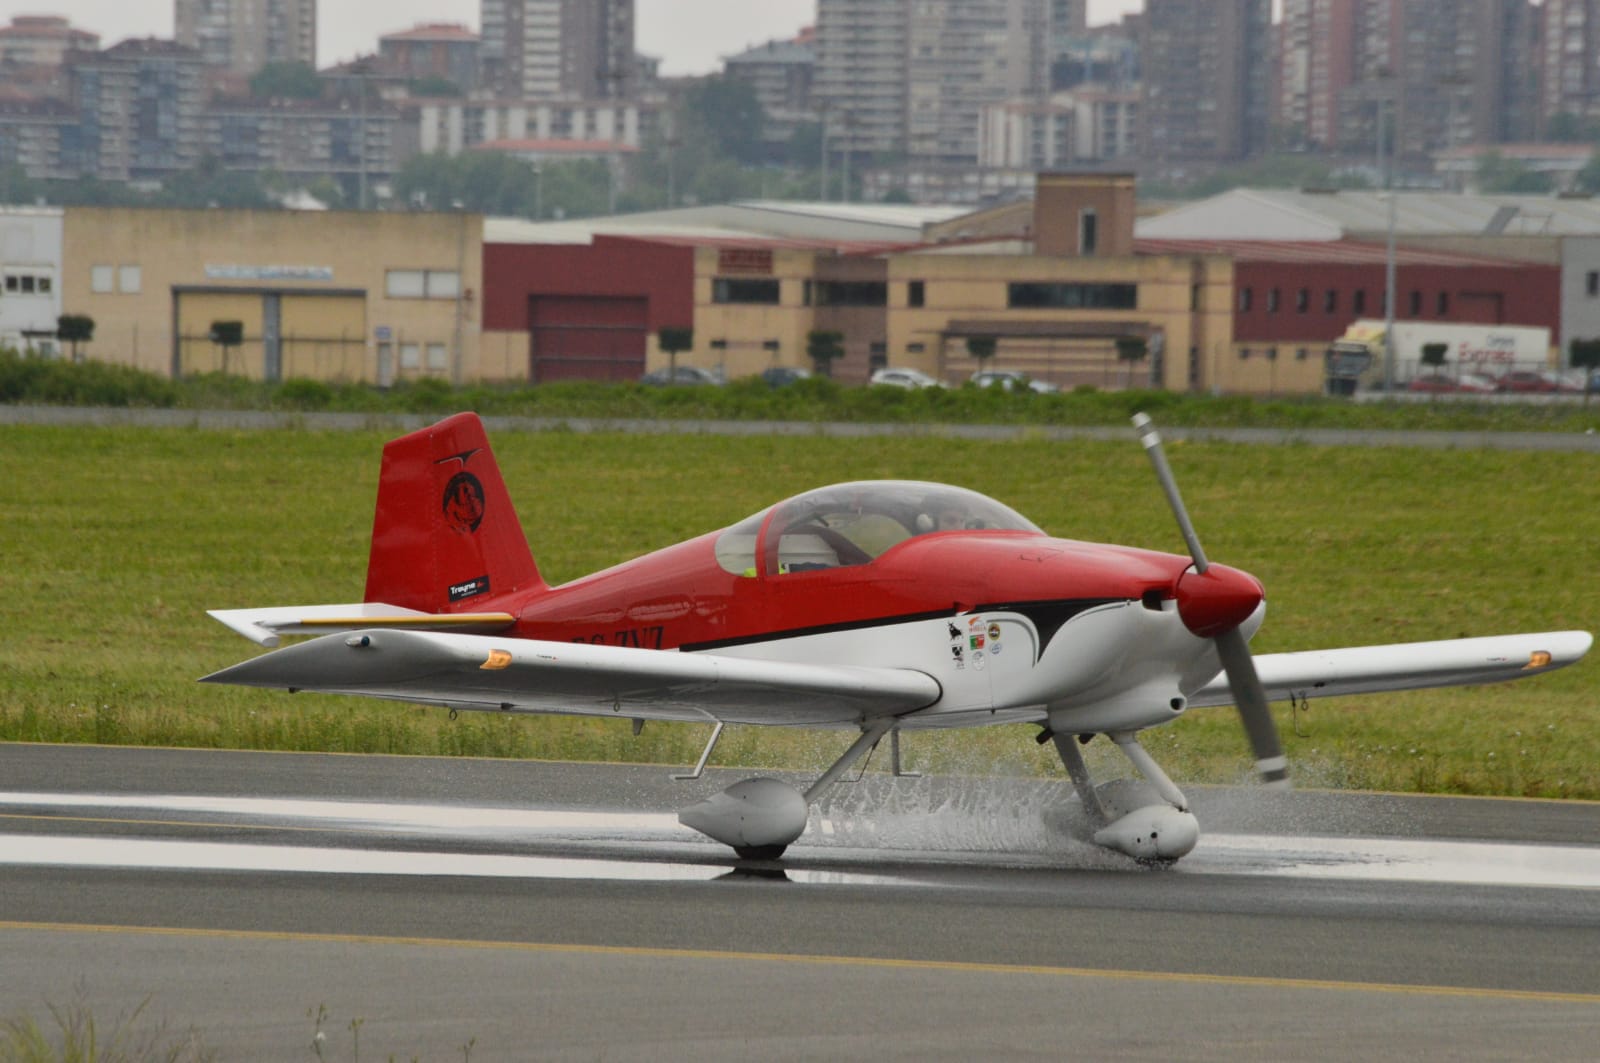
<box><xmin>510</xmin><ymin>530</ymin><xmax>1256</xmax><ymax>655</ymax></box>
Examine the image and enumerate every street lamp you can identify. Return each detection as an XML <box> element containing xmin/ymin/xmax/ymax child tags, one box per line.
<box><xmin>1378</xmin><ymin>95</ymin><xmax>1398</xmax><ymax>392</ymax></box>
<box><xmin>666</xmin><ymin>134</ymin><xmax>679</xmax><ymax>208</ymax></box>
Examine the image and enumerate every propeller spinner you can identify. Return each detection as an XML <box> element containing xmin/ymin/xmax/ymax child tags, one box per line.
<box><xmin>1132</xmin><ymin>413</ymin><xmax>1290</xmax><ymax>789</ymax></box>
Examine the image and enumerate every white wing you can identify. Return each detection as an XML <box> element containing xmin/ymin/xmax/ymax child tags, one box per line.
<box><xmin>1186</xmin><ymin>631</ymin><xmax>1592</xmax><ymax>708</ymax></box>
<box><xmin>201</xmin><ymin>629</ymin><xmax>942</xmax><ymax>727</ymax></box>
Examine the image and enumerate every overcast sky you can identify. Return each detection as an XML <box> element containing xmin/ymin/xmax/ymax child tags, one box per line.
<box><xmin>0</xmin><ymin>1</ymin><xmax>1145</xmax><ymax>72</ymax></box>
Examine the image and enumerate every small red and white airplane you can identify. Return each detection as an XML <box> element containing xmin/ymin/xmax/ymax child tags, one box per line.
<box><xmin>205</xmin><ymin>412</ymin><xmax>1591</xmax><ymax>862</ymax></box>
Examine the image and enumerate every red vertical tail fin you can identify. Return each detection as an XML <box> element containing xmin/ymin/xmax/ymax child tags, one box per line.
<box><xmin>364</xmin><ymin>412</ymin><xmax>545</xmax><ymax>612</ymax></box>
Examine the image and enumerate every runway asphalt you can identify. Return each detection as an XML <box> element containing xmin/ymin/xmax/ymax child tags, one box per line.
<box><xmin>2</xmin><ymin>742</ymin><xmax>1598</xmax><ymax>1061</ymax></box>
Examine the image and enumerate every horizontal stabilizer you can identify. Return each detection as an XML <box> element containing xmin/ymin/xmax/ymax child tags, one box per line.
<box><xmin>1187</xmin><ymin>630</ymin><xmax>1592</xmax><ymax>707</ymax></box>
<box><xmin>208</xmin><ymin>604</ymin><xmax>516</xmax><ymax>647</ymax></box>
<box><xmin>201</xmin><ymin>629</ymin><xmax>943</xmax><ymax>727</ymax></box>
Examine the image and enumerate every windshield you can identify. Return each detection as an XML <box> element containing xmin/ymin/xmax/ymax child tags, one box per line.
<box><xmin>714</xmin><ymin>480</ymin><xmax>1041</xmax><ymax>575</ymax></box>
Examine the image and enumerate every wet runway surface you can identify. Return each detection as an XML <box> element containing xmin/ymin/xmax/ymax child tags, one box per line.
<box><xmin>2</xmin><ymin>743</ymin><xmax>1598</xmax><ymax>1060</ymax></box>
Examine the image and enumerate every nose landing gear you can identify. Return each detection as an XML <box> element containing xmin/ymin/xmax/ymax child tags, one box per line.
<box><xmin>1046</xmin><ymin>728</ymin><xmax>1199</xmax><ymax>862</ymax></box>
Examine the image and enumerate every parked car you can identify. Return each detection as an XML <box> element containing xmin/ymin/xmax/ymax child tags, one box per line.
<box><xmin>1494</xmin><ymin>370</ymin><xmax>1583</xmax><ymax>394</ymax></box>
<box><xmin>969</xmin><ymin>369</ymin><xmax>1059</xmax><ymax>394</ymax></box>
<box><xmin>1406</xmin><ymin>372</ymin><xmax>1497</xmax><ymax>394</ymax></box>
<box><xmin>869</xmin><ymin>367</ymin><xmax>945</xmax><ymax>389</ymax></box>
<box><xmin>641</xmin><ymin>365</ymin><xmax>721</xmax><ymax>386</ymax></box>
<box><xmin>759</xmin><ymin>365</ymin><xmax>812</xmax><ymax>387</ymax></box>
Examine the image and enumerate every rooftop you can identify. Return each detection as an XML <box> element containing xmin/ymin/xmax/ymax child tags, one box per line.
<box><xmin>1136</xmin><ymin>188</ymin><xmax>1600</xmax><ymax>240</ymax></box>
<box><xmin>379</xmin><ymin>23</ymin><xmax>478</xmax><ymax>44</ymax></box>
<box><xmin>1133</xmin><ymin>238</ymin><xmax>1534</xmax><ymax>267</ymax></box>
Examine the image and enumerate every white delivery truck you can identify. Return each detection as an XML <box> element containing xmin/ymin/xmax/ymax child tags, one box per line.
<box><xmin>1328</xmin><ymin>319</ymin><xmax>1552</xmax><ymax>389</ymax></box>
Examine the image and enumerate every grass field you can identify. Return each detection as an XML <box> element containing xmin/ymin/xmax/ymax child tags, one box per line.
<box><xmin>3</xmin><ymin>419</ymin><xmax>1597</xmax><ymax>798</ymax></box>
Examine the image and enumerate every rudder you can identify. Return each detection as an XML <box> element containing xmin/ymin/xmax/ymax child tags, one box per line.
<box><xmin>364</xmin><ymin>412</ymin><xmax>544</xmax><ymax>612</ymax></box>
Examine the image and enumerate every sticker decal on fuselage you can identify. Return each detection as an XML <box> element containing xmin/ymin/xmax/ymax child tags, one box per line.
<box><xmin>448</xmin><ymin>575</ymin><xmax>491</xmax><ymax>602</ymax></box>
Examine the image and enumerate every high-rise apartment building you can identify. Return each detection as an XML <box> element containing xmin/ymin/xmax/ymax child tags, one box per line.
<box><xmin>0</xmin><ymin>15</ymin><xmax>99</xmax><ymax>68</ymax></box>
<box><xmin>480</xmin><ymin>0</ymin><xmax>634</xmax><ymax>100</ymax></box>
<box><xmin>174</xmin><ymin>0</ymin><xmax>316</xmax><ymax>74</ymax></box>
<box><xmin>1312</xmin><ymin>0</ymin><xmax>1537</xmax><ymax>160</ymax></box>
<box><xmin>63</xmin><ymin>39</ymin><xmax>208</xmax><ymax>181</ymax></box>
<box><xmin>1540</xmin><ymin>0</ymin><xmax>1600</xmax><ymax>131</ymax></box>
<box><xmin>815</xmin><ymin>0</ymin><xmax>1056</xmax><ymax>163</ymax></box>
<box><xmin>1277</xmin><ymin>0</ymin><xmax>1358</xmax><ymax>149</ymax></box>
<box><xmin>1139</xmin><ymin>0</ymin><xmax>1271</xmax><ymax>163</ymax></box>
<box><xmin>1390</xmin><ymin>0</ymin><xmax>1534</xmax><ymax>155</ymax></box>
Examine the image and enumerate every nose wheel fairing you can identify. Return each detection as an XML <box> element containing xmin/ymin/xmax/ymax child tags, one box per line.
<box><xmin>1049</xmin><ymin>727</ymin><xmax>1200</xmax><ymax>862</ymax></box>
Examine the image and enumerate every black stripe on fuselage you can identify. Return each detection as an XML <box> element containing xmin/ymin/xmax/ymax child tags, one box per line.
<box><xmin>679</xmin><ymin>598</ymin><xmax>1122</xmax><ymax>659</ymax></box>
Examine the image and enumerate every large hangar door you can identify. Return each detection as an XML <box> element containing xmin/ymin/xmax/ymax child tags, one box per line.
<box><xmin>176</xmin><ymin>292</ymin><xmax>265</xmax><ymax>377</ymax></box>
<box><xmin>281</xmin><ymin>294</ymin><xmax>366</xmax><ymax>381</ymax></box>
<box><xmin>528</xmin><ymin>295</ymin><xmax>647</xmax><ymax>383</ymax></box>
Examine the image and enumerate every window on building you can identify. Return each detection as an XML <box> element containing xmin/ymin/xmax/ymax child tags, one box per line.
<box><xmin>712</xmin><ymin>278</ymin><xmax>781</xmax><ymax>304</ymax></box>
<box><xmin>1266</xmin><ymin>288</ymin><xmax>1280</xmax><ymax>313</ymax></box>
<box><xmin>118</xmin><ymin>266</ymin><xmax>141</xmax><ymax>294</ymax></box>
<box><xmin>1296</xmin><ymin>347</ymin><xmax>1309</xmax><ymax>360</ymax></box>
<box><xmin>762</xmin><ymin>339</ymin><xmax>780</xmax><ymax>352</ymax></box>
<box><xmin>1238</xmin><ymin>287</ymin><xmax>1253</xmax><ymax>312</ymax></box>
<box><xmin>1437</xmin><ymin>292</ymin><xmax>1450</xmax><ymax>315</ymax></box>
<box><xmin>1409</xmin><ymin>290</ymin><xmax>1422</xmax><ymax>316</ymax></box>
<box><xmin>1079</xmin><ymin>208</ymin><xmax>1098</xmax><ymax>255</ymax></box>
<box><xmin>90</xmin><ymin>265</ymin><xmax>114</xmax><ymax>293</ymax></box>
<box><xmin>1588</xmin><ymin>271</ymin><xmax>1599</xmax><ymax>297</ymax></box>
<box><xmin>816</xmin><ymin>281</ymin><xmax>887</xmax><ymax>307</ymax></box>
<box><xmin>1324</xmin><ymin>289</ymin><xmax>1337</xmax><ymax>313</ymax></box>
<box><xmin>399</xmin><ymin>342</ymin><xmax>421</xmax><ymax>370</ymax></box>
<box><xmin>907</xmin><ymin>280</ymin><xmax>925</xmax><ymax>308</ymax></box>
<box><xmin>1007</xmin><ymin>282</ymin><xmax>1137</xmax><ymax>309</ymax></box>
<box><xmin>1295</xmin><ymin>288</ymin><xmax>1309</xmax><ymax>313</ymax></box>
<box><xmin>802</xmin><ymin>280</ymin><xmax>813</xmax><ymax>306</ymax></box>
<box><xmin>709</xmin><ymin>339</ymin><xmax>728</xmax><ymax>350</ymax></box>
<box><xmin>1239</xmin><ymin>347</ymin><xmax>1251</xmax><ymax>359</ymax></box>
<box><xmin>426</xmin><ymin>342</ymin><xmax>448</xmax><ymax>371</ymax></box>
<box><xmin>1354</xmin><ymin>289</ymin><xmax>1367</xmax><ymax>314</ymax></box>
<box><xmin>907</xmin><ymin>342</ymin><xmax>926</xmax><ymax>353</ymax></box>
<box><xmin>385</xmin><ymin>269</ymin><xmax>460</xmax><ymax>299</ymax></box>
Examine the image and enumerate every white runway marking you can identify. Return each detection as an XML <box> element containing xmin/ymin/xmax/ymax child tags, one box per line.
<box><xmin>3</xmin><ymin>791</ymin><xmax>1598</xmax><ymax>890</ymax></box>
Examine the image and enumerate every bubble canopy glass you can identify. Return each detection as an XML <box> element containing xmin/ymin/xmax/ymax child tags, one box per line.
<box><xmin>713</xmin><ymin>480</ymin><xmax>1042</xmax><ymax>576</ymax></box>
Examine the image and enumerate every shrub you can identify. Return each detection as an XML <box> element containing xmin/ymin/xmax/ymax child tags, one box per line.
<box><xmin>273</xmin><ymin>377</ymin><xmax>334</xmax><ymax>410</ymax></box>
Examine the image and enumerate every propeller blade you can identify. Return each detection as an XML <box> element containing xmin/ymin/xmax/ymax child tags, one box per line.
<box><xmin>1215</xmin><ymin>627</ymin><xmax>1290</xmax><ymax>789</ymax></box>
<box><xmin>1131</xmin><ymin>413</ymin><xmax>1209</xmax><ymax>572</ymax></box>
<box><xmin>1132</xmin><ymin>412</ymin><xmax>1290</xmax><ymax>790</ymax></box>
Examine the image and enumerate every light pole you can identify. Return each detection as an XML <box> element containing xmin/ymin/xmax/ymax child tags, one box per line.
<box><xmin>838</xmin><ymin>110</ymin><xmax>853</xmax><ymax>203</ymax></box>
<box><xmin>1379</xmin><ymin>95</ymin><xmax>1397</xmax><ymax>392</ymax></box>
<box><xmin>666</xmin><ymin>134</ymin><xmax>679</xmax><ymax>208</ymax></box>
<box><xmin>819</xmin><ymin>103</ymin><xmax>830</xmax><ymax>200</ymax></box>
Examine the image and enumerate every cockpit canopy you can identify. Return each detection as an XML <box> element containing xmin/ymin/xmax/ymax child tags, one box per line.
<box><xmin>714</xmin><ymin>480</ymin><xmax>1042</xmax><ymax>576</ymax></box>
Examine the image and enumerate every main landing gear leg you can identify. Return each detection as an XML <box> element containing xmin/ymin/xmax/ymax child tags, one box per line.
<box><xmin>678</xmin><ymin>719</ymin><xmax>894</xmax><ymax>860</ymax></box>
<box><xmin>1046</xmin><ymin>727</ymin><xmax>1200</xmax><ymax>863</ymax></box>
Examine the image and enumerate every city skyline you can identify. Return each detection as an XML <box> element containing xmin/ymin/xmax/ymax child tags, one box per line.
<box><xmin>0</xmin><ymin>0</ymin><xmax>1144</xmax><ymax>74</ymax></box>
